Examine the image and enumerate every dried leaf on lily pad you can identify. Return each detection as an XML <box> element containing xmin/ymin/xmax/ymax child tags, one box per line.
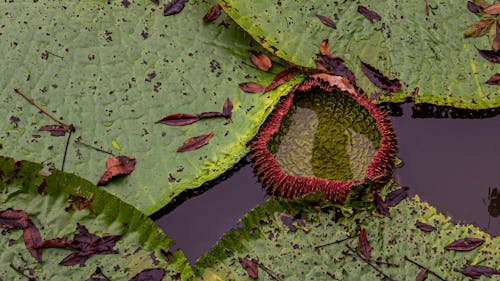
<box><xmin>163</xmin><ymin>0</ymin><xmax>188</xmax><ymax>16</ymax></box>
<box><xmin>177</xmin><ymin>132</ymin><xmax>214</xmax><ymax>152</ymax></box>
<box><xmin>266</xmin><ymin>68</ymin><xmax>296</xmax><ymax>91</ymax></box>
<box><xmin>129</xmin><ymin>268</ymin><xmax>166</xmax><ymax>281</ymax></box>
<box><xmin>319</xmin><ymin>39</ymin><xmax>330</xmax><ymax>55</ymax></box>
<box><xmin>156</xmin><ymin>113</ymin><xmax>200</xmax><ymax>126</ymax></box>
<box><xmin>223</xmin><ymin>98</ymin><xmax>233</xmax><ymax>120</ymax></box>
<box><xmin>415</xmin><ymin>221</ymin><xmax>436</xmax><ymax>232</ymax></box>
<box><xmin>357</xmin><ymin>5</ymin><xmax>381</xmax><ymax>23</ymax></box>
<box><xmin>360</xmin><ymin>61</ymin><xmax>402</xmax><ymax>92</ymax></box>
<box><xmin>445</xmin><ymin>237</ymin><xmax>484</xmax><ymax>251</ymax></box>
<box><xmin>416</xmin><ymin>269</ymin><xmax>428</xmax><ymax>281</ymax></box>
<box><xmin>39</xmin><ymin>125</ymin><xmax>69</xmax><ymax>137</ymax></box>
<box><xmin>492</xmin><ymin>22</ymin><xmax>500</xmax><ymax>51</ymax></box>
<box><xmin>467</xmin><ymin>1</ymin><xmax>483</xmax><ymax>13</ymax></box>
<box><xmin>23</xmin><ymin>222</ymin><xmax>43</xmax><ymax>262</ymax></box>
<box><xmin>358</xmin><ymin>229</ymin><xmax>372</xmax><ymax>261</ymax></box>
<box><xmin>239</xmin><ymin>258</ymin><xmax>258</xmax><ymax>279</ymax></box>
<box><xmin>239</xmin><ymin>82</ymin><xmax>267</xmax><ymax>93</ymax></box>
<box><xmin>486</xmin><ymin>73</ymin><xmax>500</xmax><ymax>85</ymax></box>
<box><xmin>483</xmin><ymin>3</ymin><xmax>500</xmax><ymax>15</ymax></box>
<box><xmin>458</xmin><ymin>265</ymin><xmax>500</xmax><ymax>279</ymax></box>
<box><xmin>0</xmin><ymin>209</ymin><xmax>30</xmax><ymax>229</ymax></box>
<box><xmin>317</xmin><ymin>54</ymin><xmax>356</xmax><ymax>82</ymax></box>
<box><xmin>477</xmin><ymin>48</ymin><xmax>500</xmax><ymax>63</ymax></box>
<box><xmin>385</xmin><ymin>186</ymin><xmax>409</xmax><ymax>207</ymax></box>
<box><xmin>203</xmin><ymin>3</ymin><xmax>221</xmax><ymax>22</ymax></box>
<box><xmin>97</xmin><ymin>156</ymin><xmax>136</xmax><ymax>186</ymax></box>
<box><xmin>249</xmin><ymin>51</ymin><xmax>272</xmax><ymax>72</ymax></box>
<box><xmin>316</xmin><ymin>14</ymin><xmax>336</xmax><ymax>29</ymax></box>
<box><xmin>375</xmin><ymin>193</ymin><xmax>391</xmax><ymax>218</ymax></box>
<box><xmin>464</xmin><ymin>19</ymin><xmax>493</xmax><ymax>38</ymax></box>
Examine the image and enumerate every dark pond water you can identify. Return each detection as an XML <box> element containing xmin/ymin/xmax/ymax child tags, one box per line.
<box><xmin>153</xmin><ymin>102</ymin><xmax>500</xmax><ymax>264</ymax></box>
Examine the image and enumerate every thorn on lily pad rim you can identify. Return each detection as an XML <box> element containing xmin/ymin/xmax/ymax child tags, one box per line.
<box><xmin>248</xmin><ymin>75</ymin><xmax>398</xmax><ymax>202</ymax></box>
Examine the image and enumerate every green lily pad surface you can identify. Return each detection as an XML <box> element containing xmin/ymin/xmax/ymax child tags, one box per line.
<box><xmin>0</xmin><ymin>156</ymin><xmax>193</xmax><ymax>280</ymax></box>
<box><xmin>0</xmin><ymin>1</ymin><xmax>302</xmax><ymax>214</ymax></box>
<box><xmin>195</xmin><ymin>187</ymin><xmax>500</xmax><ymax>280</ymax></box>
<box><xmin>218</xmin><ymin>0</ymin><xmax>500</xmax><ymax>109</ymax></box>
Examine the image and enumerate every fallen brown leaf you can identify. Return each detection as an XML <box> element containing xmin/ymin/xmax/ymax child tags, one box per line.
<box><xmin>97</xmin><ymin>156</ymin><xmax>136</xmax><ymax>186</ymax></box>
<box><xmin>177</xmin><ymin>132</ymin><xmax>214</xmax><ymax>152</ymax></box>
<box><xmin>239</xmin><ymin>257</ymin><xmax>258</xmax><ymax>279</ymax></box>
<box><xmin>358</xmin><ymin>228</ymin><xmax>372</xmax><ymax>261</ymax></box>
<box><xmin>203</xmin><ymin>3</ymin><xmax>221</xmax><ymax>22</ymax></box>
<box><xmin>319</xmin><ymin>39</ymin><xmax>330</xmax><ymax>55</ymax></box>
<box><xmin>249</xmin><ymin>51</ymin><xmax>272</xmax><ymax>72</ymax></box>
<box><xmin>445</xmin><ymin>237</ymin><xmax>484</xmax><ymax>251</ymax></box>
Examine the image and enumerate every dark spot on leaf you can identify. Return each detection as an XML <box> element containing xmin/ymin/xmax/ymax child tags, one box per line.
<box><xmin>357</xmin><ymin>5</ymin><xmax>382</xmax><ymax>23</ymax></box>
<box><xmin>316</xmin><ymin>14</ymin><xmax>336</xmax><ymax>29</ymax></box>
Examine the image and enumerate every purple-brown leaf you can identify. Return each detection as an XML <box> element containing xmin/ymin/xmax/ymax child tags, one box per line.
<box><xmin>316</xmin><ymin>14</ymin><xmax>336</xmax><ymax>29</ymax></box>
<box><xmin>0</xmin><ymin>209</ymin><xmax>30</xmax><ymax>229</ymax></box>
<box><xmin>458</xmin><ymin>265</ymin><xmax>500</xmax><ymax>279</ymax></box>
<box><xmin>203</xmin><ymin>3</ymin><xmax>221</xmax><ymax>22</ymax></box>
<box><xmin>375</xmin><ymin>193</ymin><xmax>391</xmax><ymax>218</ymax></box>
<box><xmin>157</xmin><ymin>113</ymin><xmax>200</xmax><ymax>126</ymax></box>
<box><xmin>130</xmin><ymin>268</ymin><xmax>166</xmax><ymax>281</ymax></box>
<box><xmin>415</xmin><ymin>221</ymin><xmax>436</xmax><ymax>232</ymax></box>
<box><xmin>416</xmin><ymin>269</ymin><xmax>428</xmax><ymax>281</ymax></box>
<box><xmin>357</xmin><ymin>5</ymin><xmax>381</xmax><ymax>23</ymax></box>
<box><xmin>177</xmin><ymin>132</ymin><xmax>213</xmax><ymax>152</ymax></box>
<box><xmin>358</xmin><ymin>229</ymin><xmax>371</xmax><ymax>261</ymax></box>
<box><xmin>39</xmin><ymin>125</ymin><xmax>68</xmax><ymax>136</ymax></box>
<box><xmin>477</xmin><ymin>48</ymin><xmax>500</xmax><ymax>63</ymax></box>
<box><xmin>239</xmin><ymin>82</ymin><xmax>267</xmax><ymax>93</ymax></box>
<box><xmin>360</xmin><ymin>61</ymin><xmax>402</xmax><ymax>92</ymax></box>
<box><xmin>97</xmin><ymin>156</ymin><xmax>136</xmax><ymax>186</ymax></box>
<box><xmin>486</xmin><ymin>73</ymin><xmax>500</xmax><ymax>85</ymax></box>
<box><xmin>445</xmin><ymin>237</ymin><xmax>484</xmax><ymax>251</ymax></box>
<box><xmin>265</xmin><ymin>68</ymin><xmax>296</xmax><ymax>91</ymax></box>
<box><xmin>467</xmin><ymin>1</ymin><xmax>482</xmax><ymax>13</ymax></box>
<box><xmin>239</xmin><ymin>257</ymin><xmax>258</xmax><ymax>279</ymax></box>
<box><xmin>163</xmin><ymin>0</ymin><xmax>188</xmax><ymax>16</ymax></box>
<box><xmin>249</xmin><ymin>51</ymin><xmax>272</xmax><ymax>72</ymax></box>
<box><xmin>223</xmin><ymin>98</ymin><xmax>233</xmax><ymax>120</ymax></box>
<box><xmin>317</xmin><ymin>54</ymin><xmax>356</xmax><ymax>82</ymax></box>
<box><xmin>23</xmin><ymin>222</ymin><xmax>43</xmax><ymax>262</ymax></box>
<box><xmin>385</xmin><ymin>186</ymin><xmax>409</xmax><ymax>207</ymax></box>
<box><xmin>198</xmin><ymin>112</ymin><xmax>224</xmax><ymax>119</ymax></box>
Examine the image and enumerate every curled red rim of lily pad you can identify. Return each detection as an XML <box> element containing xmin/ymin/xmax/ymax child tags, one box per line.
<box><xmin>248</xmin><ymin>75</ymin><xmax>398</xmax><ymax>202</ymax></box>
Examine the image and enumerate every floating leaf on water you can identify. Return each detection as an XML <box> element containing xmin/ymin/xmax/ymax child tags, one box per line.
<box><xmin>483</xmin><ymin>3</ymin><xmax>500</xmax><ymax>14</ymax></box>
<box><xmin>203</xmin><ymin>3</ymin><xmax>222</xmax><ymax>22</ymax></box>
<box><xmin>23</xmin><ymin>222</ymin><xmax>43</xmax><ymax>262</ymax></box>
<box><xmin>316</xmin><ymin>14</ymin><xmax>336</xmax><ymax>29</ymax></box>
<box><xmin>464</xmin><ymin>19</ymin><xmax>493</xmax><ymax>38</ymax></box>
<box><xmin>97</xmin><ymin>156</ymin><xmax>136</xmax><ymax>186</ymax></box>
<box><xmin>458</xmin><ymin>265</ymin><xmax>500</xmax><ymax>279</ymax></box>
<box><xmin>358</xmin><ymin>229</ymin><xmax>372</xmax><ymax>261</ymax></box>
<box><xmin>415</xmin><ymin>221</ymin><xmax>437</xmax><ymax>232</ymax></box>
<box><xmin>239</xmin><ymin>258</ymin><xmax>258</xmax><ymax>279</ymax></box>
<box><xmin>249</xmin><ymin>51</ymin><xmax>272</xmax><ymax>72</ymax></box>
<box><xmin>385</xmin><ymin>186</ymin><xmax>409</xmax><ymax>207</ymax></box>
<box><xmin>163</xmin><ymin>0</ymin><xmax>188</xmax><ymax>16</ymax></box>
<box><xmin>316</xmin><ymin>54</ymin><xmax>356</xmax><ymax>82</ymax></box>
<box><xmin>360</xmin><ymin>61</ymin><xmax>402</xmax><ymax>92</ymax></box>
<box><xmin>156</xmin><ymin>113</ymin><xmax>201</xmax><ymax>126</ymax></box>
<box><xmin>177</xmin><ymin>132</ymin><xmax>214</xmax><ymax>152</ymax></box>
<box><xmin>319</xmin><ymin>39</ymin><xmax>330</xmax><ymax>55</ymax></box>
<box><xmin>357</xmin><ymin>5</ymin><xmax>382</xmax><ymax>23</ymax></box>
<box><xmin>130</xmin><ymin>268</ymin><xmax>166</xmax><ymax>281</ymax></box>
<box><xmin>239</xmin><ymin>82</ymin><xmax>267</xmax><ymax>93</ymax></box>
<box><xmin>467</xmin><ymin>1</ymin><xmax>482</xmax><ymax>13</ymax></box>
<box><xmin>416</xmin><ymin>269</ymin><xmax>428</xmax><ymax>281</ymax></box>
<box><xmin>39</xmin><ymin>125</ymin><xmax>69</xmax><ymax>137</ymax></box>
<box><xmin>445</xmin><ymin>237</ymin><xmax>484</xmax><ymax>251</ymax></box>
<box><xmin>486</xmin><ymin>73</ymin><xmax>500</xmax><ymax>84</ymax></box>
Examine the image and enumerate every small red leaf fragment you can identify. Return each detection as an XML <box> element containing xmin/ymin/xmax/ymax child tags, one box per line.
<box><xmin>0</xmin><ymin>210</ymin><xmax>30</xmax><ymax>229</ymax></box>
<box><xmin>375</xmin><ymin>193</ymin><xmax>391</xmax><ymax>218</ymax></box>
<box><xmin>477</xmin><ymin>48</ymin><xmax>500</xmax><ymax>63</ymax></box>
<box><xmin>249</xmin><ymin>51</ymin><xmax>272</xmax><ymax>72</ymax></box>
<box><xmin>360</xmin><ymin>61</ymin><xmax>402</xmax><ymax>92</ymax></box>
<box><xmin>316</xmin><ymin>14</ymin><xmax>336</xmax><ymax>29</ymax></box>
<box><xmin>203</xmin><ymin>3</ymin><xmax>221</xmax><ymax>22</ymax></box>
<box><xmin>265</xmin><ymin>68</ymin><xmax>296</xmax><ymax>91</ymax></box>
<box><xmin>445</xmin><ymin>237</ymin><xmax>484</xmax><ymax>251</ymax></box>
<box><xmin>486</xmin><ymin>73</ymin><xmax>500</xmax><ymax>85</ymax></box>
<box><xmin>357</xmin><ymin>5</ymin><xmax>381</xmax><ymax>23</ymax></box>
<box><xmin>416</xmin><ymin>269</ymin><xmax>428</xmax><ymax>281</ymax></box>
<box><xmin>39</xmin><ymin>125</ymin><xmax>68</xmax><ymax>136</ymax></box>
<box><xmin>130</xmin><ymin>268</ymin><xmax>166</xmax><ymax>281</ymax></box>
<box><xmin>464</xmin><ymin>19</ymin><xmax>494</xmax><ymax>38</ymax></box>
<box><xmin>320</xmin><ymin>39</ymin><xmax>330</xmax><ymax>55</ymax></box>
<box><xmin>458</xmin><ymin>265</ymin><xmax>500</xmax><ymax>279</ymax></box>
<box><xmin>157</xmin><ymin>113</ymin><xmax>200</xmax><ymax>126</ymax></box>
<box><xmin>68</xmin><ymin>188</ymin><xmax>94</xmax><ymax>212</ymax></box>
<box><xmin>358</xmin><ymin>229</ymin><xmax>371</xmax><ymax>261</ymax></box>
<box><xmin>493</xmin><ymin>22</ymin><xmax>500</xmax><ymax>51</ymax></box>
<box><xmin>239</xmin><ymin>82</ymin><xmax>267</xmax><ymax>93</ymax></box>
<box><xmin>97</xmin><ymin>156</ymin><xmax>136</xmax><ymax>186</ymax></box>
<box><xmin>222</xmin><ymin>98</ymin><xmax>233</xmax><ymax>120</ymax></box>
<box><xmin>415</xmin><ymin>221</ymin><xmax>436</xmax><ymax>232</ymax></box>
<box><xmin>38</xmin><ymin>238</ymin><xmax>77</xmax><ymax>249</ymax></box>
<box><xmin>177</xmin><ymin>132</ymin><xmax>214</xmax><ymax>152</ymax></box>
<box><xmin>239</xmin><ymin>258</ymin><xmax>258</xmax><ymax>279</ymax></box>
<box><xmin>23</xmin><ymin>222</ymin><xmax>43</xmax><ymax>262</ymax></box>
<box><xmin>385</xmin><ymin>186</ymin><xmax>409</xmax><ymax>207</ymax></box>
<box><xmin>483</xmin><ymin>3</ymin><xmax>500</xmax><ymax>14</ymax></box>
<box><xmin>163</xmin><ymin>0</ymin><xmax>188</xmax><ymax>16</ymax></box>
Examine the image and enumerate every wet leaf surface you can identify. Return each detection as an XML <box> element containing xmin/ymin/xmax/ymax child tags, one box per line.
<box><xmin>203</xmin><ymin>3</ymin><xmax>221</xmax><ymax>22</ymax></box>
<box><xmin>486</xmin><ymin>73</ymin><xmax>500</xmax><ymax>84</ymax></box>
<box><xmin>415</xmin><ymin>221</ymin><xmax>437</xmax><ymax>232</ymax></box>
<box><xmin>156</xmin><ymin>113</ymin><xmax>201</xmax><ymax>126</ymax></box>
<box><xmin>483</xmin><ymin>3</ymin><xmax>500</xmax><ymax>15</ymax></box>
<box><xmin>129</xmin><ymin>268</ymin><xmax>166</xmax><ymax>281</ymax></box>
<box><xmin>23</xmin><ymin>222</ymin><xmax>43</xmax><ymax>262</ymax></box>
<box><xmin>319</xmin><ymin>39</ymin><xmax>330</xmax><ymax>55</ymax></box>
<box><xmin>97</xmin><ymin>156</ymin><xmax>137</xmax><ymax>186</ymax></box>
<box><xmin>445</xmin><ymin>237</ymin><xmax>484</xmax><ymax>251</ymax></box>
<box><xmin>458</xmin><ymin>265</ymin><xmax>500</xmax><ymax>279</ymax></box>
<box><xmin>416</xmin><ymin>268</ymin><xmax>428</xmax><ymax>281</ymax></box>
<box><xmin>177</xmin><ymin>132</ymin><xmax>214</xmax><ymax>152</ymax></box>
<box><xmin>39</xmin><ymin>125</ymin><xmax>69</xmax><ymax>137</ymax></box>
<box><xmin>316</xmin><ymin>14</ymin><xmax>336</xmax><ymax>29</ymax></box>
<box><xmin>358</xmin><ymin>229</ymin><xmax>371</xmax><ymax>261</ymax></box>
<box><xmin>163</xmin><ymin>0</ymin><xmax>188</xmax><ymax>16</ymax></box>
<box><xmin>239</xmin><ymin>258</ymin><xmax>258</xmax><ymax>279</ymax></box>
<box><xmin>464</xmin><ymin>19</ymin><xmax>493</xmax><ymax>37</ymax></box>
<box><xmin>477</xmin><ymin>48</ymin><xmax>500</xmax><ymax>62</ymax></box>
<box><xmin>316</xmin><ymin>54</ymin><xmax>356</xmax><ymax>82</ymax></box>
<box><xmin>249</xmin><ymin>51</ymin><xmax>272</xmax><ymax>72</ymax></box>
<box><xmin>360</xmin><ymin>61</ymin><xmax>402</xmax><ymax>92</ymax></box>
<box><xmin>385</xmin><ymin>186</ymin><xmax>409</xmax><ymax>207</ymax></box>
<box><xmin>357</xmin><ymin>5</ymin><xmax>381</xmax><ymax>23</ymax></box>
<box><xmin>239</xmin><ymin>82</ymin><xmax>267</xmax><ymax>93</ymax></box>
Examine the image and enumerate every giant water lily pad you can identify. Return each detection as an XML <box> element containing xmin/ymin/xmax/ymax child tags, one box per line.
<box><xmin>0</xmin><ymin>1</ymin><xmax>302</xmax><ymax>214</ymax></box>
<box><xmin>218</xmin><ymin>0</ymin><xmax>500</xmax><ymax>109</ymax></box>
<box><xmin>195</xmin><ymin>186</ymin><xmax>500</xmax><ymax>280</ymax></box>
<box><xmin>0</xmin><ymin>156</ymin><xmax>193</xmax><ymax>280</ymax></box>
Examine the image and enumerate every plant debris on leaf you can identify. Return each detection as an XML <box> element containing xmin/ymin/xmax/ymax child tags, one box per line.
<box><xmin>316</xmin><ymin>14</ymin><xmax>336</xmax><ymax>29</ymax></box>
<box><xmin>458</xmin><ymin>265</ymin><xmax>500</xmax><ymax>279</ymax></box>
<box><xmin>319</xmin><ymin>39</ymin><xmax>330</xmax><ymax>55</ymax></box>
<box><xmin>239</xmin><ymin>82</ymin><xmax>268</xmax><ymax>93</ymax></box>
<box><xmin>483</xmin><ymin>3</ymin><xmax>500</xmax><ymax>15</ymax></box>
<box><xmin>68</xmin><ymin>188</ymin><xmax>94</xmax><ymax>212</ymax></box>
<box><xmin>239</xmin><ymin>68</ymin><xmax>296</xmax><ymax>93</ymax></box>
<box><xmin>203</xmin><ymin>3</ymin><xmax>221</xmax><ymax>22</ymax></box>
<box><xmin>467</xmin><ymin>1</ymin><xmax>483</xmax><ymax>13</ymax></box>
<box><xmin>97</xmin><ymin>156</ymin><xmax>136</xmax><ymax>186</ymax></box>
<box><xmin>464</xmin><ymin>19</ymin><xmax>493</xmax><ymax>38</ymax></box>
<box><xmin>493</xmin><ymin>22</ymin><xmax>500</xmax><ymax>51</ymax></box>
<box><xmin>23</xmin><ymin>222</ymin><xmax>43</xmax><ymax>262</ymax></box>
<box><xmin>249</xmin><ymin>51</ymin><xmax>272</xmax><ymax>72</ymax></box>
<box><xmin>163</xmin><ymin>0</ymin><xmax>188</xmax><ymax>16</ymax></box>
<box><xmin>444</xmin><ymin>237</ymin><xmax>484</xmax><ymax>251</ymax></box>
<box><xmin>0</xmin><ymin>209</ymin><xmax>30</xmax><ymax>229</ymax></box>
<box><xmin>385</xmin><ymin>186</ymin><xmax>409</xmax><ymax>207</ymax></box>
<box><xmin>358</xmin><ymin>229</ymin><xmax>372</xmax><ymax>261</ymax></box>
<box><xmin>223</xmin><ymin>98</ymin><xmax>233</xmax><ymax>120</ymax></box>
<box><xmin>357</xmin><ymin>5</ymin><xmax>381</xmax><ymax>23</ymax></box>
<box><xmin>316</xmin><ymin>54</ymin><xmax>356</xmax><ymax>82</ymax></box>
<box><xmin>486</xmin><ymin>73</ymin><xmax>500</xmax><ymax>84</ymax></box>
<box><xmin>239</xmin><ymin>258</ymin><xmax>258</xmax><ymax>279</ymax></box>
<box><xmin>39</xmin><ymin>125</ymin><xmax>69</xmax><ymax>137</ymax></box>
<box><xmin>129</xmin><ymin>268</ymin><xmax>166</xmax><ymax>281</ymax></box>
<box><xmin>416</xmin><ymin>269</ymin><xmax>428</xmax><ymax>281</ymax></box>
<box><xmin>477</xmin><ymin>48</ymin><xmax>500</xmax><ymax>62</ymax></box>
<box><xmin>360</xmin><ymin>61</ymin><xmax>402</xmax><ymax>92</ymax></box>
<box><xmin>156</xmin><ymin>113</ymin><xmax>200</xmax><ymax>126</ymax></box>
<box><xmin>177</xmin><ymin>132</ymin><xmax>214</xmax><ymax>152</ymax></box>
<box><xmin>415</xmin><ymin>221</ymin><xmax>437</xmax><ymax>232</ymax></box>
<box><xmin>375</xmin><ymin>193</ymin><xmax>391</xmax><ymax>218</ymax></box>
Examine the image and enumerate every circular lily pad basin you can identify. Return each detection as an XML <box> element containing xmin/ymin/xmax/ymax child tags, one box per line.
<box><xmin>250</xmin><ymin>76</ymin><xmax>397</xmax><ymax>201</ymax></box>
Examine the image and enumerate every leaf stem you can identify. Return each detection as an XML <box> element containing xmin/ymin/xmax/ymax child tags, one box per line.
<box><xmin>74</xmin><ymin>138</ymin><xmax>114</xmax><ymax>156</ymax></box>
<box><xmin>403</xmin><ymin>256</ymin><xmax>447</xmax><ymax>281</ymax></box>
<box><xmin>314</xmin><ymin>236</ymin><xmax>354</xmax><ymax>250</ymax></box>
<box><xmin>346</xmin><ymin>245</ymin><xmax>397</xmax><ymax>281</ymax></box>
<box><xmin>9</xmin><ymin>264</ymin><xmax>36</xmax><ymax>281</ymax></box>
<box><xmin>253</xmin><ymin>260</ymin><xmax>283</xmax><ymax>281</ymax></box>
<box><xmin>61</xmin><ymin>130</ymin><xmax>72</xmax><ymax>171</ymax></box>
